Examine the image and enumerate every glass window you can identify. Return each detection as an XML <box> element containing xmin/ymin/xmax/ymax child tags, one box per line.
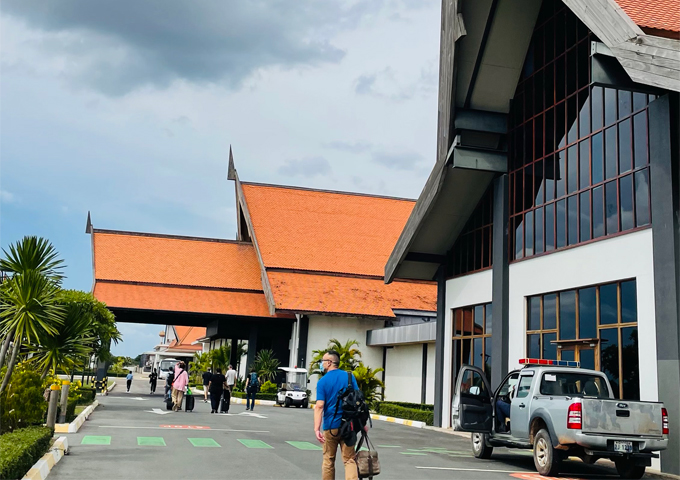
<box><xmin>567</xmin><ymin>95</ymin><xmax>578</xmax><ymax>144</ymax></box>
<box><xmin>621</xmin><ymin>280</ymin><xmax>637</xmax><ymax>324</ymax></box>
<box><xmin>497</xmin><ymin>373</ymin><xmax>519</xmax><ymax>396</ymax></box>
<box><xmin>605</xmin><ymin>180</ymin><xmax>619</xmax><ymax>234</ymax></box>
<box><xmin>618</xmin><ymin>119</ymin><xmax>632</xmax><ymax>174</ymax></box>
<box><xmin>557</xmin><ymin>199</ymin><xmax>566</xmax><ymax>248</ymax></box>
<box><xmin>543</xmin><ymin>293</ymin><xmax>557</xmax><ymax>329</ymax></box>
<box><xmin>605</xmin><ymin>127</ymin><xmax>617</xmax><ymax>180</ymax></box>
<box><xmin>632</xmin><ymin>92</ymin><xmax>647</xmax><ymax>112</ymax></box>
<box><xmin>592</xmin><ymin>86</ymin><xmax>603</xmax><ymax>131</ymax></box>
<box><xmin>633</xmin><ymin>113</ymin><xmax>647</xmax><ymax>168</ymax></box>
<box><xmin>473</xmin><ymin>337</ymin><xmax>484</xmax><ymax>369</ymax></box>
<box><xmin>579</xmin><ymin>92</ymin><xmax>590</xmax><ymax>138</ymax></box>
<box><xmin>557</xmin><ymin>150</ymin><xmax>567</xmax><ymax>197</ymax></box>
<box><xmin>580</xmin><ymin>191</ymin><xmax>591</xmax><ymax>242</ymax></box>
<box><xmin>560</xmin><ymin>291</ymin><xmax>577</xmax><ymax>339</ymax></box>
<box><xmin>591</xmin><ymin>132</ymin><xmax>604</xmax><ymax>185</ymax></box>
<box><xmin>567</xmin><ymin>145</ymin><xmax>578</xmax><ymax>193</ymax></box>
<box><xmin>515</xmin><ymin>216</ymin><xmax>524</xmax><ymax>260</ymax></box>
<box><xmin>485</xmin><ymin>305</ymin><xmax>492</xmax><ymax>335</ymax></box>
<box><xmin>557</xmin><ymin>101</ymin><xmax>566</xmax><ymax>149</ymax></box>
<box><xmin>525</xmin><ymin>211</ymin><xmax>534</xmax><ymax>256</ymax></box>
<box><xmin>604</xmin><ymin>88</ymin><xmax>617</xmax><ymax>126</ymax></box>
<box><xmin>620</xmin><ymin>174</ymin><xmax>634</xmax><ymax>231</ymax></box>
<box><xmin>600</xmin><ymin>283</ymin><xmax>618</xmax><ymax>325</ymax></box>
<box><xmin>580</xmin><ymin>348</ymin><xmax>595</xmax><ymax>370</ymax></box>
<box><xmin>516</xmin><ymin>375</ymin><xmax>533</xmax><ymax>398</ymax></box>
<box><xmin>568</xmin><ymin>195</ymin><xmax>578</xmax><ymax>246</ymax></box>
<box><xmin>599</xmin><ymin>328</ymin><xmax>620</xmax><ymax>398</ymax></box>
<box><xmin>579</xmin><ymin>287</ymin><xmax>597</xmax><ymax>338</ymax></box>
<box><xmin>579</xmin><ymin>139</ymin><xmax>590</xmax><ymax>189</ymax></box>
<box><xmin>535</xmin><ymin>161</ymin><xmax>544</xmax><ymax>206</ymax></box>
<box><xmin>484</xmin><ymin>337</ymin><xmax>492</xmax><ymax>382</ymax></box>
<box><xmin>529</xmin><ymin>297</ymin><xmax>541</xmax><ymax>330</ymax></box>
<box><xmin>635</xmin><ymin>170</ymin><xmax>650</xmax><ymax>227</ymax></box>
<box><xmin>593</xmin><ymin>185</ymin><xmax>605</xmax><ymax>238</ymax></box>
<box><xmin>545</xmin><ymin>156</ymin><xmax>555</xmax><ymax>202</ymax></box>
<box><xmin>545</xmin><ymin>202</ymin><xmax>555</xmax><ymax>251</ymax></box>
<box><xmin>540</xmin><ymin>372</ymin><xmax>609</xmax><ymax>398</ymax></box>
<box><xmin>535</xmin><ymin>206</ymin><xmax>544</xmax><ymax>254</ymax></box>
<box><xmin>453</xmin><ymin>303</ymin><xmax>492</xmax><ymax>380</ymax></box>
<box><xmin>621</xmin><ymin>327</ymin><xmax>639</xmax><ymax>400</ymax></box>
<box><xmin>528</xmin><ymin>334</ymin><xmax>540</xmax><ymax>359</ymax></box>
<box><xmin>543</xmin><ymin>332</ymin><xmax>557</xmax><ymax>359</ymax></box>
<box><xmin>460</xmin><ymin>369</ymin><xmax>489</xmax><ymax>398</ymax></box>
<box><xmin>474</xmin><ymin>305</ymin><xmax>484</xmax><ymax>334</ymax></box>
<box><xmin>618</xmin><ymin>90</ymin><xmax>632</xmax><ymax>119</ymax></box>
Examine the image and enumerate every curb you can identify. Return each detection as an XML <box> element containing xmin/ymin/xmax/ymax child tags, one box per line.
<box><xmin>54</xmin><ymin>400</ymin><xmax>99</xmax><ymax>433</ymax></box>
<box><xmin>230</xmin><ymin>397</ymin><xmax>276</xmax><ymax>407</ymax></box>
<box><xmin>98</xmin><ymin>381</ymin><xmax>116</xmax><ymax>395</ymax></box>
<box><xmin>21</xmin><ymin>436</ymin><xmax>69</xmax><ymax>480</ymax></box>
<box><xmin>370</xmin><ymin>414</ymin><xmax>426</xmax><ymax>428</ymax></box>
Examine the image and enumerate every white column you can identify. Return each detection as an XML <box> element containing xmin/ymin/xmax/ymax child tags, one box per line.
<box><xmin>441</xmin><ymin>308</ymin><xmax>453</xmax><ymax>428</ymax></box>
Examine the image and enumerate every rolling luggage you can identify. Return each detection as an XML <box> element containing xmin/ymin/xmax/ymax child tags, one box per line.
<box><xmin>184</xmin><ymin>394</ymin><xmax>195</xmax><ymax>412</ymax></box>
<box><xmin>166</xmin><ymin>397</ymin><xmax>173</xmax><ymax>410</ymax></box>
<box><xmin>220</xmin><ymin>390</ymin><xmax>230</xmax><ymax>413</ymax></box>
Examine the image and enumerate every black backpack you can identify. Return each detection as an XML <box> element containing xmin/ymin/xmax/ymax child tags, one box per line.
<box><xmin>332</xmin><ymin>372</ymin><xmax>371</xmax><ymax>446</ymax></box>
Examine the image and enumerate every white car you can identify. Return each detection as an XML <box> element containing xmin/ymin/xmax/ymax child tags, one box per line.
<box><xmin>276</xmin><ymin>367</ymin><xmax>309</xmax><ymax>408</ymax></box>
<box><xmin>157</xmin><ymin>358</ymin><xmax>179</xmax><ymax>380</ymax></box>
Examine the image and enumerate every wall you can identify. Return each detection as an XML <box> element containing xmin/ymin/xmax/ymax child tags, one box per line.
<box><xmin>383</xmin><ymin>344</ymin><xmax>424</xmax><ymax>403</ymax></box>
<box><xmin>443</xmin><ymin>270</ymin><xmax>493</xmax><ymax>428</ymax></box>
<box><xmin>507</xmin><ymin>229</ymin><xmax>658</xmax><ymax>402</ymax></box>
<box><xmin>306</xmin><ymin>315</ymin><xmax>384</xmax><ymax>399</ymax></box>
<box><xmin>425</xmin><ymin>342</ymin><xmax>436</xmax><ymax>404</ymax></box>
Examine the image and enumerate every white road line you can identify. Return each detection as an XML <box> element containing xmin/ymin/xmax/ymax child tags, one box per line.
<box><xmin>97</xmin><ymin>425</ymin><xmax>269</xmax><ymax>433</ymax></box>
<box><xmin>415</xmin><ymin>466</ymin><xmax>524</xmax><ymax>473</ymax></box>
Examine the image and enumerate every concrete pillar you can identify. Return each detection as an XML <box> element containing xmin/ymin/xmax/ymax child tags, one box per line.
<box><xmin>58</xmin><ymin>381</ymin><xmax>70</xmax><ymax>424</ymax></box>
<box><xmin>433</xmin><ymin>266</ymin><xmax>446</xmax><ymax>427</ymax></box>
<box><xmin>46</xmin><ymin>385</ymin><xmax>60</xmax><ymax>429</ymax></box>
<box><xmin>491</xmin><ymin>174</ymin><xmax>510</xmax><ymax>390</ymax></box>
<box><xmin>246</xmin><ymin>325</ymin><xmax>258</xmax><ymax>370</ymax></box>
<box><xmin>296</xmin><ymin>315</ymin><xmax>309</xmax><ymax>368</ymax></box>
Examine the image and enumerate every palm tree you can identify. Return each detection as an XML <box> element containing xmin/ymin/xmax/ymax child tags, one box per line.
<box><xmin>210</xmin><ymin>345</ymin><xmax>230</xmax><ymax>370</ymax></box>
<box><xmin>252</xmin><ymin>349</ymin><xmax>280</xmax><ymax>381</ymax></box>
<box><xmin>309</xmin><ymin>338</ymin><xmax>363</xmax><ymax>376</ymax></box>
<box><xmin>235</xmin><ymin>341</ymin><xmax>248</xmax><ymax>374</ymax></box>
<box><xmin>352</xmin><ymin>363</ymin><xmax>385</xmax><ymax>408</ymax></box>
<box><xmin>28</xmin><ymin>304</ymin><xmax>96</xmax><ymax>378</ymax></box>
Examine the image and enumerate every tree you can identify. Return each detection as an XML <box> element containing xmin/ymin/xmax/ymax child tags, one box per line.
<box><xmin>210</xmin><ymin>345</ymin><xmax>231</xmax><ymax>370</ymax></box>
<box><xmin>252</xmin><ymin>349</ymin><xmax>280</xmax><ymax>381</ymax></box>
<box><xmin>0</xmin><ymin>237</ymin><xmax>66</xmax><ymax>395</ymax></box>
<box><xmin>352</xmin><ymin>363</ymin><xmax>385</xmax><ymax>408</ymax></box>
<box><xmin>309</xmin><ymin>338</ymin><xmax>362</xmax><ymax>376</ymax></box>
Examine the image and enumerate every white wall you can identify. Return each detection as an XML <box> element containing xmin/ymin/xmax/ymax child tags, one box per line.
<box><xmin>306</xmin><ymin>315</ymin><xmax>384</xmax><ymax>399</ymax></box>
<box><xmin>508</xmin><ymin>229</ymin><xmax>658</xmax><ymax>402</ymax></box>
<box><xmin>425</xmin><ymin>342</ymin><xmax>436</xmax><ymax>404</ymax></box>
<box><xmin>384</xmin><ymin>344</ymin><xmax>423</xmax><ymax>403</ymax></box>
<box><xmin>443</xmin><ymin>269</ymin><xmax>493</xmax><ymax>428</ymax></box>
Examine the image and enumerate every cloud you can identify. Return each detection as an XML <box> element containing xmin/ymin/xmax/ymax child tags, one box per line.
<box><xmin>0</xmin><ymin>190</ymin><xmax>15</xmax><ymax>203</ymax></box>
<box><xmin>326</xmin><ymin>140</ymin><xmax>372</xmax><ymax>154</ymax></box>
<box><xmin>277</xmin><ymin>156</ymin><xmax>332</xmax><ymax>178</ymax></box>
<box><xmin>372</xmin><ymin>151</ymin><xmax>422</xmax><ymax>171</ymax></box>
<box><xmin>1</xmin><ymin>0</ymin><xmax>387</xmax><ymax>96</ymax></box>
<box><xmin>353</xmin><ymin>63</ymin><xmax>437</xmax><ymax>101</ymax></box>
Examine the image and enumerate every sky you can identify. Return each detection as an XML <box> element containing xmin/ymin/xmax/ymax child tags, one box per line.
<box><xmin>0</xmin><ymin>0</ymin><xmax>441</xmax><ymax>358</ymax></box>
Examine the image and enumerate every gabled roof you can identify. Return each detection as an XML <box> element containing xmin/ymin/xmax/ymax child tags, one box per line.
<box><xmin>615</xmin><ymin>0</ymin><xmax>680</xmax><ymax>34</ymax></box>
<box><xmin>170</xmin><ymin>326</ymin><xmax>206</xmax><ymax>348</ymax></box>
<box><xmin>240</xmin><ymin>183</ymin><xmax>416</xmax><ymax>277</ymax></box>
<box><xmin>93</xmin><ymin>230</ymin><xmax>262</xmax><ymax>290</ymax></box>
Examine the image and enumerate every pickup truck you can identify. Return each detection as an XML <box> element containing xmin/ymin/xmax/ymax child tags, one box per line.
<box><xmin>452</xmin><ymin>360</ymin><xmax>669</xmax><ymax>479</ymax></box>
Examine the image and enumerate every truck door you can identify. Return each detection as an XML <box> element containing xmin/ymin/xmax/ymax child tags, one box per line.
<box><xmin>452</xmin><ymin>365</ymin><xmax>493</xmax><ymax>433</ymax></box>
<box><xmin>510</xmin><ymin>371</ymin><xmax>535</xmax><ymax>439</ymax></box>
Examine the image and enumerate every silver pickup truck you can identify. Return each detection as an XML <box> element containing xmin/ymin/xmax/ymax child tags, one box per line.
<box><xmin>452</xmin><ymin>360</ymin><xmax>669</xmax><ymax>479</ymax></box>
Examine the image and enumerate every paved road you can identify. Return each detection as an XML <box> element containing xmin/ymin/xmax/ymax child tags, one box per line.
<box><xmin>48</xmin><ymin>376</ymin><xmax>645</xmax><ymax>480</ymax></box>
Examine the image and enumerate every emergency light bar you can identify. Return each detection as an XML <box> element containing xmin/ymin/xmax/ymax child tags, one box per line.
<box><xmin>519</xmin><ymin>358</ymin><xmax>580</xmax><ymax>367</ymax></box>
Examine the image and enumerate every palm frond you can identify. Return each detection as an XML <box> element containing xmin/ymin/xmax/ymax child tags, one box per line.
<box><xmin>0</xmin><ymin>236</ymin><xmax>65</xmax><ymax>282</ymax></box>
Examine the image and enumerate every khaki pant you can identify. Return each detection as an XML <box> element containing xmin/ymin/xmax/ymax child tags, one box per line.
<box><xmin>322</xmin><ymin>429</ymin><xmax>358</xmax><ymax>480</ymax></box>
<box><xmin>172</xmin><ymin>388</ymin><xmax>184</xmax><ymax>411</ymax></box>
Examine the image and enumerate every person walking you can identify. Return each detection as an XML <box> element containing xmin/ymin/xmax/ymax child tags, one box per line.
<box><xmin>314</xmin><ymin>350</ymin><xmax>360</xmax><ymax>480</ymax></box>
<box><xmin>165</xmin><ymin>369</ymin><xmax>175</xmax><ymax>402</ymax></box>
<box><xmin>171</xmin><ymin>361</ymin><xmax>189</xmax><ymax>412</ymax></box>
<box><xmin>225</xmin><ymin>365</ymin><xmax>237</xmax><ymax>393</ymax></box>
<box><xmin>208</xmin><ymin>368</ymin><xmax>226</xmax><ymax>413</ymax></box>
<box><xmin>149</xmin><ymin>368</ymin><xmax>158</xmax><ymax>395</ymax></box>
<box><xmin>244</xmin><ymin>368</ymin><xmax>260</xmax><ymax>411</ymax></box>
<box><xmin>202</xmin><ymin>368</ymin><xmax>212</xmax><ymax>403</ymax></box>
<box><xmin>126</xmin><ymin>370</ymin><xmax>134</xmax><ymax>392</ymax></box>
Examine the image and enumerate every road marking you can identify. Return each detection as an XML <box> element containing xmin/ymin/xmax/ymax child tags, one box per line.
<box><xmin>119</xmin><ymin>397</ymin><xmax>147</xmax><ymax>401</ymax></box>
<box><xmin>239</xmin><ymin>412</ymin><xmax>268</xmax><ymax>419</ymax></box>
<box><xmin>188</xmin><ymin>438</ymin><xmax>221</xmax><ymax>447</ymax></box>
<box><xmin>510</xmin><ymin>474</ymin><xmax>618</xmax><ymax>480</ymax></box>
<box><xmin>160</xmin><ymin>425</ymin><xmax>210</xmax><ymax>429</ymax></box>
<box><xmin>400</xmin><ymin>452</ymin><xmax>428</xmax><ymax>455</ymax></box>
<box><xmin>81</xmin><ymin>436</ymin><xmax>111</xmax><ymax>445</ymax></box>
<box><xmin>97</xmin><ymin>425</ymin><xmax>269</xmax><ymax>433</ymax></box>
<box><xmin>415</xmin><ymin>466</ymin><xmax>523</xmax><ymax>473</ymax></box>
<box><xmin>286</xmin><ymin>441</ymin><xmax>322</xmax><ymax>451</ymax></box>
<box><xmin>146</xmin><ymin>408</ymin><xmax>171</xmax><ymax>415</ymax></box>
<box><xmin>138</xmin><ymin>437</ymin><xmax>166</xmax><ymax>446</ymax></box>
<box><xmin>238</xmin><ymin>439</ymin><xmax>274</xmax><ymax>449</ymax></box>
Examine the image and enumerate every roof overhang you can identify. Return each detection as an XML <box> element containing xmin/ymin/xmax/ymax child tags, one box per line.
<box><xmin>366</xmin><ymin>322</ymin><xmax>437</xmax><ymax>346</ymax></box>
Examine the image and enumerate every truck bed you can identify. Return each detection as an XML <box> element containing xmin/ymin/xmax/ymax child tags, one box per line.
<box><xmin>581</xmin><ymin>398</ymin><xmax>664</xmax><ymax>437</ymax></box>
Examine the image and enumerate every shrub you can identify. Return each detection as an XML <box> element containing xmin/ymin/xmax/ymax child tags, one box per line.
<box><xmin>76</xmin><ymin>388</ymin><xmax>96</xmax><ymax>405</ymax></box>
<box><xmin>231</xmin><ymin>392</ymin><xmax>277</xmax><ymax>401</ymax></box>
<box><xmin>259</xmin><ymin>380</ymin><xmax>278</xmax><ymax>394</ymax></box>
<box><xmin>0</xmin><ymin>364</ymin><xmax>49</xmax><ymax>434</ymax></box>
<box><xmin>379</xmin><ymin>401</ymin><xmax>434</xmax><ymax>411</ymax></box>
<box><xmin>374</xmin><ymin>403</ymin><xmax>434</xmax><ymax>426</ymax></box>
<box><xmin>0</xmin><ymin>426</ymin><xmax>54</xmax><ymax>480</ymax></box>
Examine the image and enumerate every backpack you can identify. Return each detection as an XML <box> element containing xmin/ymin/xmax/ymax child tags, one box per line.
<box><xmin>249</xmin><ymin>372</ymin><xmax>259</xmax><ymax>387</ymax></box>
<box><xmin>333</xmin><ymin>372</ymin><xmax>371</xmax><ymax>446</ymax></box>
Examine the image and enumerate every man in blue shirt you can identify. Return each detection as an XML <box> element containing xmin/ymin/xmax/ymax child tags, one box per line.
<box><xmin>314</xmin><ymin>350</ymin><xmax>359</xmax><ymax>480</ymax></box>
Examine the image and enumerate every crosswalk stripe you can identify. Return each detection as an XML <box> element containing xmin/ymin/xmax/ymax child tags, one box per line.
<box><xmin>286</xmin><ymin>441</ymin><xmax>321</xmax><ymax>451</ymax></box>
<box><xmin>238</xmin><ymin>439</ymin><xmax>273</xmax><ymax>449</ymax></box>
<box><xmin>188</xmin><ymin>438</ymin><xmax>221</xmax><ymax>447</ymax></box>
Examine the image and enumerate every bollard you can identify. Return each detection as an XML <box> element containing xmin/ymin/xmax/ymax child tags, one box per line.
<box><xmin>58</xmin><ymin>381</ymin><xmax>70</xmax><ymax>424</ymax></box>
<box><xmin>46</xmin><ymin>384</ymin><xmax>60</xmax><ymax>429</ymax></box>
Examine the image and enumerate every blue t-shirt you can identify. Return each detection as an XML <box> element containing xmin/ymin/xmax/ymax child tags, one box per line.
<box><xmin>126</xmin><ymin>373</ymin><xmax>133</xmax><ymax>380</ymax></box>
<box><xmin>316</xmin><ymin>369</ymin><xmax>359</xmax><ymax>430</ymax></box>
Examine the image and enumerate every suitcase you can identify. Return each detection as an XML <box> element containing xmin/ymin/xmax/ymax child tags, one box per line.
<box><xmin>166</xmin><ymin>397</ymin><xmax>173</xmax><ymax>411</ymax></box>
<box><xmin>184</xmin><ymin>394</ymin><xmax>195</xmax><ymax>412</ymax></box>
<box><xmin>220</xmin><ymin>390</ymin><xmax>230</xmax><ymax>413</ymax></box>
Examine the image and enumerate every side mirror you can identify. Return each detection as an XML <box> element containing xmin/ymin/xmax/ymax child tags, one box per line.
<box><xmin>469</xmin><ymin>386</ymin><xmax>480</xmax><ymax>396</ymax></box>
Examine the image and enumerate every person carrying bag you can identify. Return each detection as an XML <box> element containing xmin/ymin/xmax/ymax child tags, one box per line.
<box><xmin>355</xmin><ymin>431</ymin><xmax>380</xmax><ymax>479</ymax></box>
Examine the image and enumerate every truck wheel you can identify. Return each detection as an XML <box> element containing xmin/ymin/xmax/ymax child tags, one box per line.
<box><xmin>615</xmin><ymin>460</ymin><xmax>645</xmax><ymax>479</ymax></box>
<box><xmin>533</xmin><ymin>429</ymin><xmax>561</xmax><ymax>477</ymax></box>
<box><xmin>471</xmin><ymin>433</ymin><xmax>493</xmax><ymax>459</ymax></box>
<box><xmin>284</xmin><ymin>397</ymin><xmax>291</xmax><ymax>408</ymax></box>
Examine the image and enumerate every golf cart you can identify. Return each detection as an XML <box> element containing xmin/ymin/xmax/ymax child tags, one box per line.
<box><xmin>276</xmin><ymin>367</ymin><xmax>309</xmax><ymax>408</ymax></box>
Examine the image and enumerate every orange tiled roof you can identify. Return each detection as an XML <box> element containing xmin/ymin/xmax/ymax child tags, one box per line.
<box><xmin>267</xmin><ymin>271</ymin><xmax>437</xmax><ymax>318</ymax></box>
<box><xmin>94</xmin><ymin>282</ymin><xmax>278</xmax><ymax>317</ymax></box>
<box><xmin>93</xmin><ymin>231</ymin><xmax>262</xmax><ymax>290</ymax></box>
<box><xmin>615</xmin><ymin>0</ymin><xmax>680</xmax><ymax>33</ymax></box>
<box><xmin>172</xmin><ymin>326</ymin><xmax>207</xmax><ymax>346</ymax></box>
<box><xmin>241</xmin><ymin>183</ymin><xmax>415</xmax><ymax>277</ymax></box>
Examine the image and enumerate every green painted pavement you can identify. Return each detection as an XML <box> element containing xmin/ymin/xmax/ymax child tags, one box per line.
<box><xmin>188</xmin><ymin>438</ymin><xmax>221</xmax><ymax>447</ymax></box>
<box><xmin>400</xmin><ymin>452</ymin><xmax>427</xmax><ymax>455</ymax></box>
<box><xmin>138</xmin><ymin>437</ymin><xmax>166</xmax><ymax>446</ymax></box>
<box><xmin>376</xmin><ymin>445</ymin><xmax>401</xmax><ymax>448</ymax></box>
<box><xmin>81</xmin><ymin>436</ymin><xmax>111</xmax><ymax>445</ymax></box>
<box><xmin>286</xmin><ymin>441</ymin><xmax>322</xmax><ymax>451</ymax></box>
<box><xmin>238</xmin><ymin>439</ymin><xmax>273</xmax><ymax>449</ymax></box>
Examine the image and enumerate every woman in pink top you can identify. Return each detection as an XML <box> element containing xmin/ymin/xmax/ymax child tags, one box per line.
<box><xmin>171</xmin><ymin>362</ymin><xmax>189</xmax><ymax>411</ymax></box>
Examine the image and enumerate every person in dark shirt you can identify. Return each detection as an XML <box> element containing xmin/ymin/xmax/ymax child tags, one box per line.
<box><xmin>208</xmin><ymin>368</ymin><xmax>226</xmax><ymax>414</ymax></box>
<box><xmin>149</xmin><ymin>368</ymin><xmax>158</xmax><ymax>395</ymax></box>
<box><xmin>165</xmin><ymin>370</ymin><xmax>175</xmax><ymax>401</ymax></box>
<box><xmin>202</xmin><ymin>368</ymin><xmax>212</xmax><ymax>403</ymax></box>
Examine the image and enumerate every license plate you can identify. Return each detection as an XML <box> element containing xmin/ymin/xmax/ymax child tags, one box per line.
<box><xmin>614</xmin><ymin>441</ymin><xmax>633</xmax><ymax>453</ymax></box>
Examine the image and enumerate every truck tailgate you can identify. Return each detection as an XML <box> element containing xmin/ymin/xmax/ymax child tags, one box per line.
<box><xmin>581</xmin><ymin>399</ymin><xmax>664</xmax><ymax>437</ymax></box>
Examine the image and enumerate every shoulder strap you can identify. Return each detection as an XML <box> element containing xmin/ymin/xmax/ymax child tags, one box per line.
<box><xmin>347</xmin><ymin>371</ymin><xmax>352</xmax><ymax>388</ymax></box>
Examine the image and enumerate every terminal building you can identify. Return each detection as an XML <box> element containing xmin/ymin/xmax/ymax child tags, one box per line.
<box><xmin>385</xmin><ymin>0</ymin><xmax>679</xmax><ymax>473</ymax></box>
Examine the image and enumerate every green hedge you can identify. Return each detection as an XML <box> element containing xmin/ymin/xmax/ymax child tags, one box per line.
<box><xmin>56</xmin><ymin>400</ymin><xmax>78</xmax><ymax>423</ymax></box>
<box><xmin>0</xmin><ymin>426</ymin><xmax>54</xmax><ymax>480</ymax></box>
<box><xmin>377</xmin><ymin>401</ymin><xmax>434</xmax><ymax>411</ymax></box>
<box><xmin>374</xmin><ymin>403</ymin><xmax>434</xmax><ymax>426</ymax></box>
<box><xmin>231</xmin><ymin>392</ymin><xmax>278</xmax><ymax>401</ymax></box>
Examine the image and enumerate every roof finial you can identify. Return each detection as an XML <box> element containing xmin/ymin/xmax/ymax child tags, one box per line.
<box><xmin>227</xmin><ymin>145</ymin><xmax>237</xmax><ymax>181</ymax></box>
<box><xmin>85</xmin><ymin>211</ymin><xmax>93</xmax><ymax>234</ymax></box>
